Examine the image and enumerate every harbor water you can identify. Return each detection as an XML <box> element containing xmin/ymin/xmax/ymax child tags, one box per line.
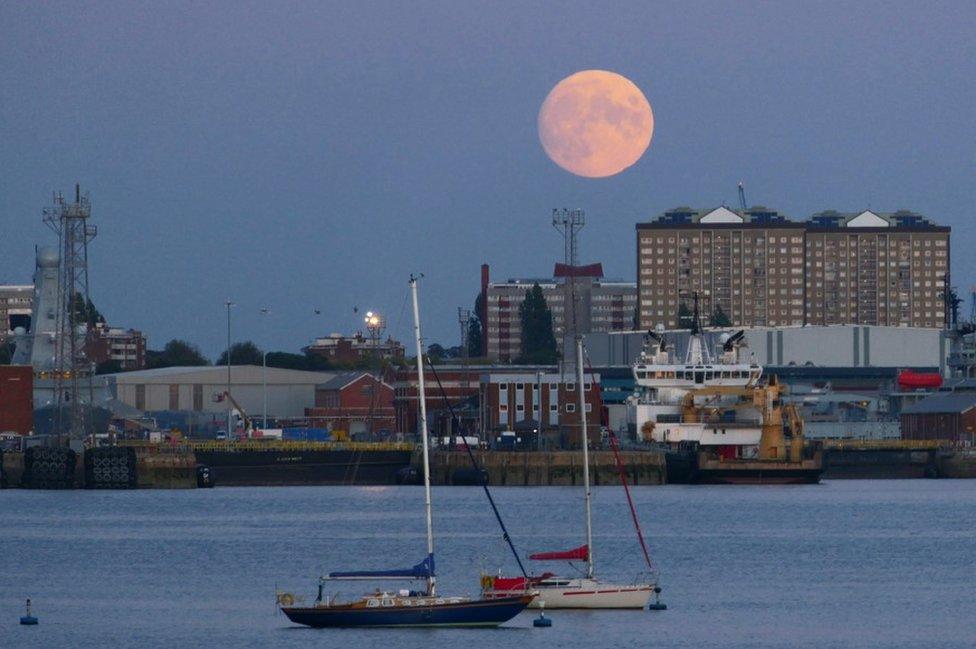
<box><xmin>2</xmin><ymin>480</ymin><xmax>975</xmax><ymax>648</ymax></box>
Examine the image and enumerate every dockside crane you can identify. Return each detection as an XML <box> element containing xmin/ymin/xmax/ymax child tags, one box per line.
<box><xmin>737</xmin><ymin>182</ymin><xmax>747</xmax><ymax>211</ymax></box>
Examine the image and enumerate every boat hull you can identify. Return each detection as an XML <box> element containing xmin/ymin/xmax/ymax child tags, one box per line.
<box><xmin>194</xmin><ymin>447</ymin><xmax>412</xmax><ymax>486</ymax></box>
<box><xmin>281</xmin><ymin>595</ymin><xmax>533</xmax><ymax>628</ymax></box>
<box><xmin>485</xmin><ymin>581</ymin><xmax>653</xmax><ymax>609</ymax></box>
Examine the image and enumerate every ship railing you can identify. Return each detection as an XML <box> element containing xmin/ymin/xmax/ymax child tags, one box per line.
<box><xmin>632</xmin><ymin>570</ymin><xmax>659</xmax><ymax>586</ymax></box>
<box><xmin>822</xmin><ymin>439</ymin><xmax>949</xmax><ymax>451</ymax></box>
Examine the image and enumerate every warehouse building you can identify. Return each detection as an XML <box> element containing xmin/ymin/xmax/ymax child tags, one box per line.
<box><xmin>581</xmin><ymin>325</ymin><xmax>946</xmax><ymax>371</ymax></box>
<box><xmin>101</xmin><ymin>365</ymin><xmax>335</xmax><ymax>419</ymax></box>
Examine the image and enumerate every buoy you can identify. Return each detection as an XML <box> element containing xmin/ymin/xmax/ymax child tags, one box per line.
<box><xmin>647</xmin><ymin>586</ymin><xmax>667</xmax><ymax>611</ymax></box>
<box><xmin>20</xmin><ymin>598</ymin><xmax>38</xmax><ymax>625</ymax></box>
<box><xmin>533</xmin><ymin>601</ymin><xmax>552</xmax><ymax>627</ymax></box>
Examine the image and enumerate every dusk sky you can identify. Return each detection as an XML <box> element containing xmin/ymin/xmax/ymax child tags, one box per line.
<box><xmin>2</xmin><ymin>2</ymin><xmax>974</xmax><ymax>357</ymax></box>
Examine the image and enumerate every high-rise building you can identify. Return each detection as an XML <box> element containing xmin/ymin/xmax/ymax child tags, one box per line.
<box><xmin>636</xmin><ymin>206</ymin><xmax>949</xmax><ymax>331</ymax></box>
<box><xmin>482</xmin><ymin>264</ymin><xmax>637</xmax><ymax>362</ymax></box>
<box><xmin>0</xmin><ymin>284</ymin><xmax>33</xmax><ymax>339</ymax></box>
<box><xmin>804</xmin><ymin>210</ymin><xmax>949</xmax><ymax>328</ymax></box>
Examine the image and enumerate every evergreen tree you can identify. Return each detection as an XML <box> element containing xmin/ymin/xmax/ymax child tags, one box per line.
<box><xmin>146</xmin><ymin>339</ymin><xmax>210</xmax><ymax>368</ymax></box>
<box><xmin>468</xmin><ymin>291</ymin><xmax>485</xmax><ymax>357</ymax></box>
<box><xmin>70</xmin><ymin>293</ymin><xmax>105</xmax><ymax>328</ymax></box>
<box><xmin>517</xmin><ymin>284</ymin><xmax>558</xmax><ymax>364</ymax></box>
<box><xmin>710</xmin><ymin>305</ymin><xmax>732</xmax><ymax>327</ymax></box>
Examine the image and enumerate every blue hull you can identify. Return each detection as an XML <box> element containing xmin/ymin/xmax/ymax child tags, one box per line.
<box><xmin>282</xmin><ymin>595</ymin><xmax>533</xmax><ymax>628</ymax></box>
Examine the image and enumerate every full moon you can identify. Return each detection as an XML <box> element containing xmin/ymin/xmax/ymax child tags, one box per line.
<box><xmin>538</xmin><ymin>70</ymin><xmax>654</xmax><ymax>178</ymax></box>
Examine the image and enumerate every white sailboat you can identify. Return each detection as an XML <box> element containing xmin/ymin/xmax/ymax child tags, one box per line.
<box><xmin>481</xmin><ymin>336</ymin><xmax>659</xmax><ymax>610</ymax></box>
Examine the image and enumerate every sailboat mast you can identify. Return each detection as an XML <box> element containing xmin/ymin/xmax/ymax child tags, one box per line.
<box><xmin>410</xmin><ymin>276</ymin><xmax>436</xmax><ymax>596</ymax></box>
<box><xmin>575</xmin><ymin>336</ymin><xmax>594</xmax><ymax>579</ymax></box>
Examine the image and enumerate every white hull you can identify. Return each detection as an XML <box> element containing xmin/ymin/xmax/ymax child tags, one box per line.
<box><xmin>485</xmin><ymin>578</ymin><xmax>653</xmax><ymax>609</ymax></box>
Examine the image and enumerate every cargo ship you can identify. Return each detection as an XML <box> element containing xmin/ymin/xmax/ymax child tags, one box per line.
<box><xmin>191</xmin><ymin>441</ymin><xmax>415</xmax><ymax>486</ymax></box>
<box><xmin>628</xmin><ymin>298</ymin><xmax>823</xmax><ymax>484</ymax></box>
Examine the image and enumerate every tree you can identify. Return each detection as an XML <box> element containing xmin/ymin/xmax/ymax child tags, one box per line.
<box><xmin>216</xmin><ymin>341</ymin><xmax>264</xmax><ymax>366</ymax></box>
<box><xmin>677</xmin><ymin>303</ymin><xmax>693</xmax><ymax>330</ymax></box>
<box><xmin>0</xmin><ymin>340</ymin><xmax>14</xmax><ymax>365</ymax></box>
<box><xmin>468</xmin><ymin>291</ymin><xmax>485</xmax><ymax>357</ymax></box>
<box><xmin>146</xmin><ymin>339</ymin><xmax>210</xmax><ymax>369</ymax></box>
<box><xmin>710</xmin><ymin>305</ymin><xmax>732</xmax><ymax>327</ymax></box>
<box><xmin>427</xmin><ymin>343</ymin><xmax>446</xmax><ymax>363</ymax></box>
<box><xmin>70</xmin><ymin>293</ymin><xmax>105</xmax><ymax>328</ymax></box>
<box><xmin>517</xmin><ymin>284</ymin><xmax>558</xmax><ymax>364</ymax></box>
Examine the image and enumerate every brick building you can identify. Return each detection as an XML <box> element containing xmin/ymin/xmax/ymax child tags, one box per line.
<box><xmin>0</xmin><ymin>284</ymin><xmax>33</xmax><ymax>339</ymax></box>
<box><xmin>87</xmin><ymin>324</ymin><xmax>147</xmax><ymax>370</ymax></box>
<box><xmin>392</xmin><ymin>364</ymin><xmax>603</xmax><ymax>447</ymax></box>
<box><xmin>900</xmin><ymin>394</ymin><xmax>976</xmax><ymax>443</ymax></box>
<box><xmin>0</xmin><ymin>365</ymin><xmax>33</xmax><ymax>434</ymax></box>
<box><xmin>636</xmin><ymin>207</ymin><xmax>949</xmax><ymax>331</ymax></box>
<box><xmin>305</xmin><ymin>333</ymin><xmax>404</xmax><ymax>365</ymax></box>
<box><xmin>481</xmin><ymin>370</ymin><xmax>603</xmax><ymax>447</ymax></box>
<box><xmin>305</xmin><ymin>371</ymin><xmax>394</xmax><ymax>438</ymax></box>
<box><xmin>392</xmin><ymin>364</ymin><xmax>486</xmax><ymax>436</ymax></box>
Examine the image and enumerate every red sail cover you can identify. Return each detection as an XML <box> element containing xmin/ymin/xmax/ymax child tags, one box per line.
<box><xmin>529</xmin><ymin>545</ymin><xmax>589</xmax><ymax>561</ymax></box>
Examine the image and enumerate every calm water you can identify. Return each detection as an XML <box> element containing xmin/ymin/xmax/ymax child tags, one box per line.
<box><xmin>2</xmin><ymin>480</ymin><xmax>975</xmax><ymax>648</ymax></box>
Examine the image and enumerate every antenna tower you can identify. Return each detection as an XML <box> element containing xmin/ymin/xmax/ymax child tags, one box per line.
<box><xmin>43</xmin><ymin>184</ymin><xmax>97</xmax><ymax>439</ymax></box>
<box><xmin>552</xmin><ymin>208</ymin><xmax>585</xmax><ymax>371</ymax></box>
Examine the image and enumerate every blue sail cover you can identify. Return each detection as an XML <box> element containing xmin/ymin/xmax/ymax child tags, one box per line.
<box><xmin>328</xmin><ymin>553</ymin><xmax>435</xmax><ymax>580</ymax></box>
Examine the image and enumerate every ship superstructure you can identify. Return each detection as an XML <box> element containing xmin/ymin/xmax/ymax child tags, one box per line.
<box><xmin>627</xmin><ymin>296</ymin><xmax>821</xmax><ymax>484</ymax></box>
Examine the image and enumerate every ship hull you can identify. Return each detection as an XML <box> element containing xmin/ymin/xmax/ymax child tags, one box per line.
<box><xmin>194</xmin><ymin>448</ymin><xmax>412</xmax><ymax>486</ymax></box>
<box><xmin>693</xmin><ymin>468</ymin><xmax>823</xmax><ymax>485</ymax></box>
<box><xmin>485</xmin><ymin>578</ymin><xmax>653</xmax><ymax>609</ymax></box>
<box><xmin>281</xmin><ymin>595</ymin><xmax>533</xmax><ymax>628</ymax></box>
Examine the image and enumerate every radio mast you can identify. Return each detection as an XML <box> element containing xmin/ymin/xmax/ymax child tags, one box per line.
<box><xmin>43</xmin><ymin>184</ymin><xmax>97</xmax><ymax>439</ymax></box>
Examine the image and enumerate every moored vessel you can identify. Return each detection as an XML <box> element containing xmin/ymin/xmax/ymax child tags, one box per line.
<box><xmin>482</xmin><ymin>337</ymin><xmax>660</xmax><ymax>610</ymax></box>
<box><xmin>628</xmin><ymin>295</ymin><xmax>823</xmax><ymax>485</ymax></box>
<box><xmin>279</xmin><ymin>276</ymin><xmax>534</xmax><ymax>628</ymax></box>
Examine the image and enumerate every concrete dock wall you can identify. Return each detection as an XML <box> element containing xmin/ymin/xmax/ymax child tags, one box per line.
<box><xmin>427</xmin><ymin>450</ymin><xmax>666</xmax><ymax>486</ymax></box>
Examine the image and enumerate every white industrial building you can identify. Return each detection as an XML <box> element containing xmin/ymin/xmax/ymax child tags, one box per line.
<box><xmin>100</xmin><ymin>366</ymin><xmax>336</xmax><ymax>418</ymax></box>
<box><xmin>582</xmin><ymin>325</ymin><xmax>947</xmax><ymax>370</ymax></box>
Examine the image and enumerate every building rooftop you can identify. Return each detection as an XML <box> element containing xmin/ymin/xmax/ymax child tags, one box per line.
<box><xmin>640</xmin><ymin>206</ymin><xmax>946</xmax><ymax>231</ymax></box>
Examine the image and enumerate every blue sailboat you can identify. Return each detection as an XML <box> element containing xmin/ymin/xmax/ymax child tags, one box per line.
<box><xmin>280</xmin><ymin>277</ymin><xmax>534</xmax><ymax>628</ymax></box>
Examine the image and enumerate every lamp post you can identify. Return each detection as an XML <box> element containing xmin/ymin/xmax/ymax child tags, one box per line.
<box><xmin>224</xmin><ymin>299</ymin><xmax>234</xmax><ymax>437</ymax></box>
<box><xmin>260</xmin><ymin>307</ymin><xmax>270</xmax><ymax>429</ymax></box>
<box><xmin>364</xmin><ymin>310</ymin><xmax>385</xmax><ymax>439</ymax></box>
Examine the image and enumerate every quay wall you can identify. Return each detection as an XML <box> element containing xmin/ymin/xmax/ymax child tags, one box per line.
<box><xmin>426</xmin><ymin>450</ymin><xmax>667</xmax><ymax>486</ymax></box>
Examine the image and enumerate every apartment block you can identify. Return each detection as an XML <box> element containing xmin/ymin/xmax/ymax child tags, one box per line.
<box><xmin>636</xmin><ymin>206</ymin><xmax>949</xmax><ymax>331</ymax></box>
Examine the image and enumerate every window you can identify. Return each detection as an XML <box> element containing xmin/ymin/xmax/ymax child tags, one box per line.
<box><xmin>499</xmin><ymin>404</ymin><xmax>508</xmax><ymax>411</ymax></box>
<box><xmin>566</xmin><ymin>382</ymin><xmax>575</xmax><ymax>391</ymax></box>
<box><xmin>515</xmin><ymin>383</ymin><xmax>524</xmax><ymax>390</ymax></box>
<box><xmin>583</xmin><ymin>383</ymin><xmax>592</xmax><ymax>391</ymax></box>
<box><xmin>585</xmin><ymin>403</ymin><xmax>592</xmax><ymax>413</ymax></box>
<box><xmin>566</xmin><ymin>403</ymin><xmax>576</xmax><ymax>413</ymax></box>
<box><xmin>498</xmin><ymin>383</ymin><xmax>507</xmax><ymax>393</ymax></box>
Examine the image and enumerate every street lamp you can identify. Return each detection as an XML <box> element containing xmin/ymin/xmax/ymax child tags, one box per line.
<box><xmin>364</xmin><ymin>311</ymin><xmax>386</xmax><ymax>439</ymax></box>
<box><xmin>260</xmin><ymin>307</ymin><xmax>270</xmax><ymax>429</ymax></box>
<box><xmin>224</xmin><ymin>299</ymin><xmax>234</xmax><ymax>437</ymax></box>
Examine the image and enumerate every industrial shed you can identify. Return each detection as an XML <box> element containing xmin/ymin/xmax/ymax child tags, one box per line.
<box><xmin>900</xmin><ymin>394</ymin><xmax>976</xmax><ymax>443</ymax></box>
